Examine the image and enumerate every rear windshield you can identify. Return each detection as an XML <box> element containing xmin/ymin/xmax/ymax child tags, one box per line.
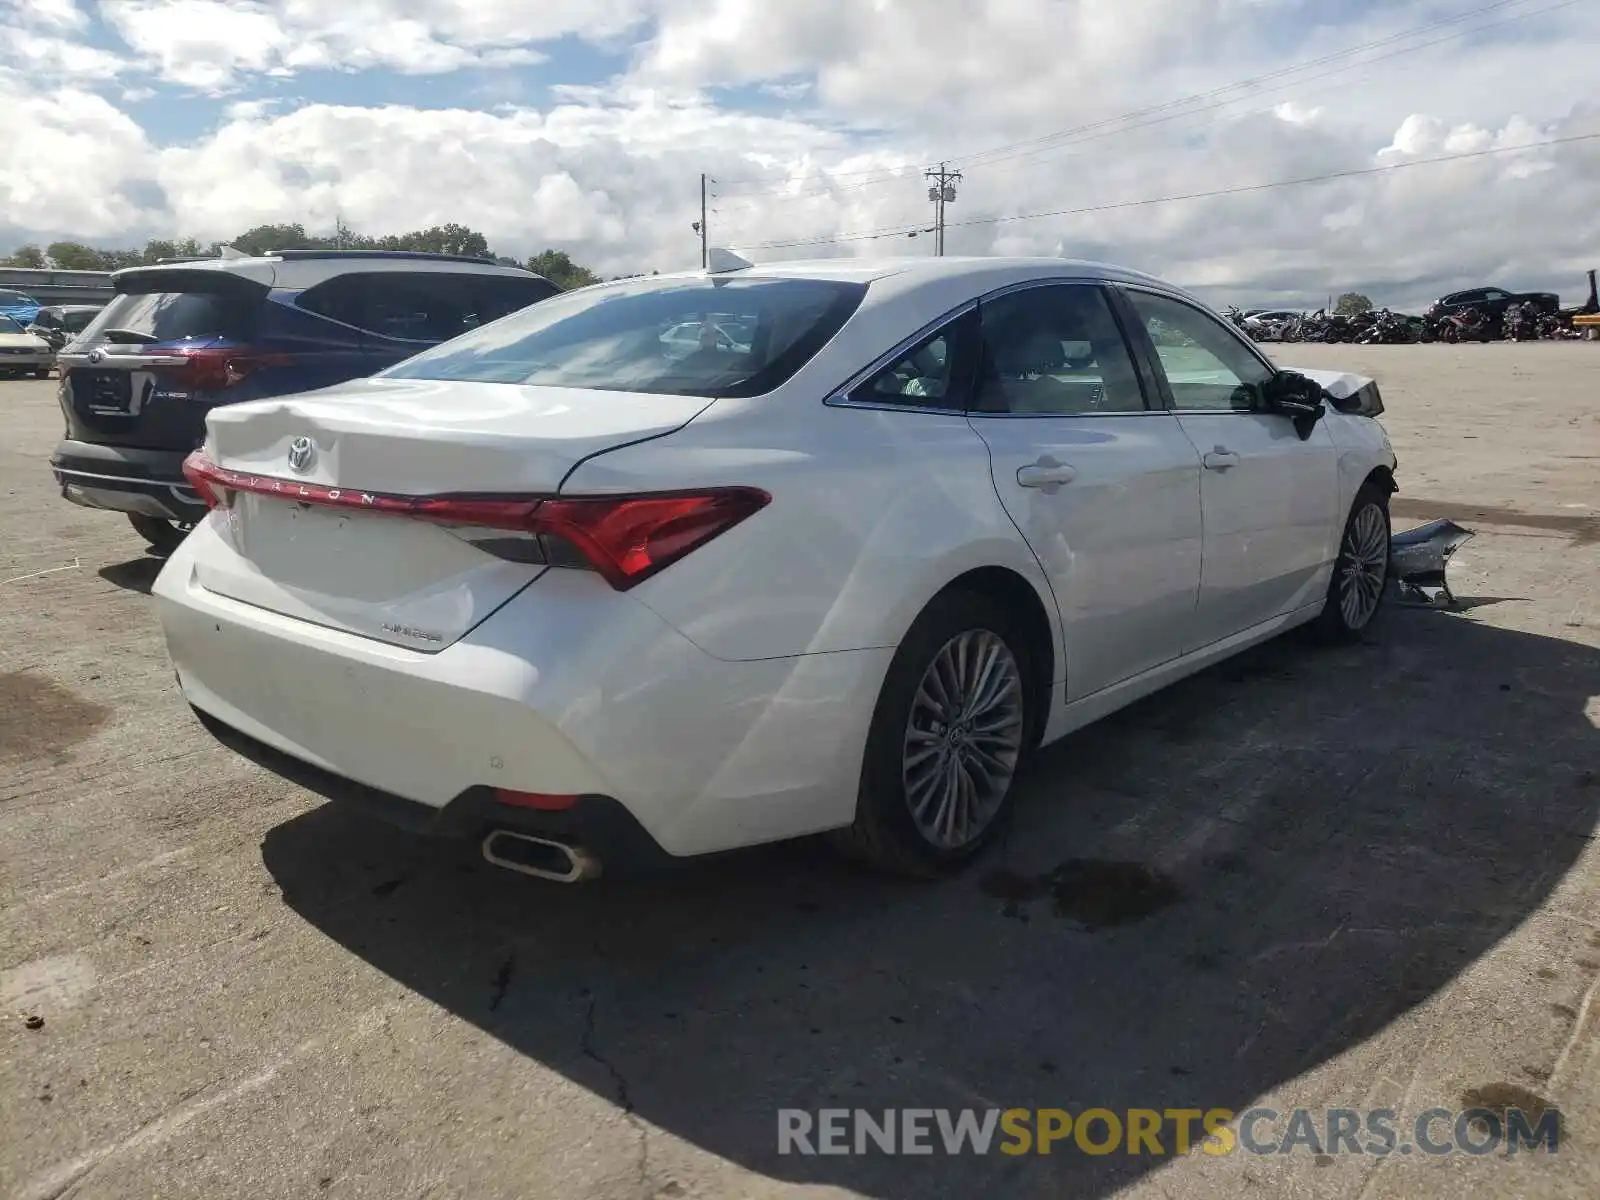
<box><xmin>85</xmin><ymin>291</ymin><xmax>255</xmax><ymax>344</ymax></box>
<box><xmin>380</xmin><ymin>276</ymin><xmax>868</xmax><ymax>398</ymax></box>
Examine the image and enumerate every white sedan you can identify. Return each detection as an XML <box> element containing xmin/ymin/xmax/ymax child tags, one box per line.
<box><xmin>153</xmin><ymin>255</ymin><xmax>1397</xmax><ymax>881</ymax></box>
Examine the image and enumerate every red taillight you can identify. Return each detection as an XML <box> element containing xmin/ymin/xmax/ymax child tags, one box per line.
<box><xmin>531</xmin><ymin>491</ymin><xmax>770</xmax><ymax>589</ymax></box>
<box><xmin>493</xmin><ymin>788</ymin><xmax>578</xmax><ymax>811</ymax></box>
<box><xmin>156</xmin><ymin>347</ymin><xmax>292</xmax><ymax>391</ymax></box>
<box><xmin>180</xmin><ymin>453</ymin><xmax>769</xmax><ymax>589</ymax></box>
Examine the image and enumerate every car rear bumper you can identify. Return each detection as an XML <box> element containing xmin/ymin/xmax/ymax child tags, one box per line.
<box><xmin>153</xmin><ymin>518</ymin><xmax>891</xmax><ymax>860</ymax></box>
<box><xmin>51</xmin><ymin>440</ymin><xmax>206</xmax><ymax>522</ymax></box>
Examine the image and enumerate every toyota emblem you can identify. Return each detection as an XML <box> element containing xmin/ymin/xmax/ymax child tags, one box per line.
<box><xmin>287</xmin><ymin>436</ymin><xmax>316</xmax><ymax>473</ymax></box>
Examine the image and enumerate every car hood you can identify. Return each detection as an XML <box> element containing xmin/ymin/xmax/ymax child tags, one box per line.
<box><xmin>0</xmin><ymin>332</ymin><xmax>48</xmax><ymax>350</ymax></box>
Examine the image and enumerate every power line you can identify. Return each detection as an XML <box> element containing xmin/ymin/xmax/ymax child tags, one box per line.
<box><xmin>711</xmin><ymin>0</ymin><xmax>1568</xmax><ymax>197</ymax></box>
<box><xmin>737</xmin><ymin>130</ymin><xmax>1600</xmax><ymax>250</ymax></box>
<box><xmin>952</xmin><ymin>0</ymin><xmax>1584</xmax><ymax>173</ymax></box>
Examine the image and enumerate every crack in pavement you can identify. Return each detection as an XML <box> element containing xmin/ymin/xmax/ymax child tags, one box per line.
<box><xmin>580</xmin><ymin>990</ymin><xmax>653</xmax><ymax>1196</ymax></box>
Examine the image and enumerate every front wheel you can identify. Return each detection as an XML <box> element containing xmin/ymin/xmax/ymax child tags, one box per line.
<box><xmin>128</xmin><ymin>514</ymin><xmax>194</xmax><ymax>557</ymax></box>
<box><xmin>832</xmin><ymin>591</ymin><xmax>1034</xmax><ymax>877</ymax></box>
<box><xmin>1314</xmin><ymin>486</ymin><xmax>1391</xmax><ymax>641</ymax></box>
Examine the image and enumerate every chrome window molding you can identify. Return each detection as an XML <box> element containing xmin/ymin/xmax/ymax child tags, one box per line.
<box><xmin>823</xmin><ymin>273</ymin><xmax>1171</xmax><ymax>420</ymax></box>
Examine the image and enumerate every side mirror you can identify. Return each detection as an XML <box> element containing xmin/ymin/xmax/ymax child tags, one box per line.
<box><xmin>1262</xmin><ymin>370</ymin><xmax>1326</xmax><ymax>440</ymax></box>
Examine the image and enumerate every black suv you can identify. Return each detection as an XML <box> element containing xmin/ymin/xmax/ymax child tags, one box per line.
<box><xmin>1427</xmin><ymin>285</ymin><xmax>1561</xmax><ymax>323</ymax></box>
<box><xmin>51</xmin><ymin>250</ymin><xmax>559</xmax><ymax>553</ymax></box>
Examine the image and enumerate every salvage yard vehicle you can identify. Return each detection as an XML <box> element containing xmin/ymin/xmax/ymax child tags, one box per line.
<box><xmin>0</xmin><ymin>313</ymin><xmax>53</xmax><ymax>378</ymax></box>
<box><xmin>26</xmin><ymin>303</ymin><xmax>104</xmax><ymax>353</ymax></box>
<box><xmin>49</xmin><ymin>250</ymin><xmax>560</xmax><ymax>555</ymax></box>
<box><xmin>152</xmin><ymin>255</ymin><xmax>1397</xmax><ymax>882</ymax></box>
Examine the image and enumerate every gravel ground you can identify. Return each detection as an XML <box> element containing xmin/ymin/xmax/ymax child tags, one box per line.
<box><xmin>2</xmin><ymin>343</ymin><xmax>1598</xmax><ymax>1200</ymax></box>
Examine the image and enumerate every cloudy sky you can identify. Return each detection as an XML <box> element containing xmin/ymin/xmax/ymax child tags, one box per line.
<box><xmin>2</xmin><ymin>0</ymin><xmax>1598</xmax><ymax>308</ymax></box>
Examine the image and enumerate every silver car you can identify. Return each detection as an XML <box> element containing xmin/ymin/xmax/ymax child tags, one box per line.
<box><xmin>0</xmin><ymin>314</ymin><xmax>53</xmax><ymax>378</ymax></box>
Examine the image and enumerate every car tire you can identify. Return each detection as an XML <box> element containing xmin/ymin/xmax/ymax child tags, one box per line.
<box><xmin>33</xmin><ymin>367</ymin><xmax>50</xmax><ymax>379</ymax></box>
<box><xmin>832</xmin><ymin>590</ymin><xmax>1035</xmax><ymax>878</ymax></box>
<box><xmin>1314</xmin><ymin>484</ymin><xmax>1391</xmax><ymax>642</ymax></box>
<box><xmin>128</xmin><ymin>514</ymin><xmax>192</xmax><ymax>557</ymax></box>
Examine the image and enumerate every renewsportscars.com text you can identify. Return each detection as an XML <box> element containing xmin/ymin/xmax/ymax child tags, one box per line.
<box><xmin>777</xmin><ymin>1106</ymin><xmax>1560</xmax><ymax>1158</ymax></box>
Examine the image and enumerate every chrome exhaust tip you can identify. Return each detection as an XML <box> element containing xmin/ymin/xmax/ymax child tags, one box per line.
<box><xmin>481</xmin><ymin>830</ymin><xmax>601</xmax><ymax>883</ymax></box>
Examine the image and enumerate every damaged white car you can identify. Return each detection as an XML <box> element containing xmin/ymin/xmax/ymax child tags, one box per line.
<box><xmin>153</xmin><ymin>256</ymin><xmax>1397</xmax><ymax>881</ymax></box>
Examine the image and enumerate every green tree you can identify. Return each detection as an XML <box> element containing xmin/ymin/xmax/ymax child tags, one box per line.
<box><xmin>46</xmin><ymin>241</ymin><xmax>114</xmax><ymax>270</ymax></box>
<box><xmin>376</xmin><ymin>222</ymin><xmax>492</xmax><ymax>259</ymax></box>
<box><xmin>1334</xmin><ymin>292</ymin><xmax>1374</xmax><ymax>317</ymax></box>
<box><xmin>526</xmin><ymin>249</ymin><xmax>601</xmax><ymax>290</ymax></box>
<box><xmin>226</xmin><ymin>223</ymin><xmax>333</xmax><ymax>256</ymax></box>
<box><xmin>140</xmin><ymin>237</ymin><xmax>207</xmax><ymax>263</ymax></box>
<box><xmin>4</xmin><ymin>244</ymin><xmax>47</xmax><ymax>268</ymax></box>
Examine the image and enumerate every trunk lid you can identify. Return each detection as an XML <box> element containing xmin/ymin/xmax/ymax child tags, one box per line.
<box><xmin>191</xmin><ymin>376</ymin><xmax>714</xmax><ymax>649</ymax></box>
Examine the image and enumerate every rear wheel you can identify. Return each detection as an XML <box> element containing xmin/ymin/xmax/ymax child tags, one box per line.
<box><xmin>128</xmin><ymin>514</ymin><xmax>194</xmax><ymax>557</ymax></box>
<box><xmin>1315</xmin><ymin>485</ymin><xmax>1390</xmax><ymax>641</ymax></box>
<box><xmin>832</xmin><ymin>591</ymin><xmax>1033</xmax><ymax>877</ymax></box>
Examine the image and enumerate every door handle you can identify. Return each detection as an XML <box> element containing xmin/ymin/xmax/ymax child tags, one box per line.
<box><xmin>1016</xmin><ymin>457</ymin><xmax>1077</xmax><ymax>492</ymax></box>
<box><xmin>1202</xmin><ymin>446</ymin><xmax>1240</xmax><ymax>472</ymax></box>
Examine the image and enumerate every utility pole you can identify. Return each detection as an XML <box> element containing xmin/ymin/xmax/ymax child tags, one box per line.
<box><xmin>698</xmin><ymin>174</ymin><xmax>708</xmax><ymax>269</ymax></box>
<box><xmin>924</xmin><ymin>163</ymin><xmax>962</xmax><ymax>256</ymax></box>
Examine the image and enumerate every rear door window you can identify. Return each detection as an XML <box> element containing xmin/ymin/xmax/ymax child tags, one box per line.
<box><xmin>297</xmin><ymin>272</ymin><xmax>559</xmax><ymax>344</ymax></box>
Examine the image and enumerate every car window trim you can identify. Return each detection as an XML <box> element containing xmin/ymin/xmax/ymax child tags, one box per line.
<box><xmin>1113</xmin><ymin>283</ymin><xmax>1278</xmax><ymax>415</ymax></box>
<box><xmin>824</xmin><ymin>277</ymin><xmax>1168</xmax><ymax>419</ymax></box>
<box><xmin>824</xmin><ymin>301</ymin><xmax>980</xmax><ymax>415</ymax></box>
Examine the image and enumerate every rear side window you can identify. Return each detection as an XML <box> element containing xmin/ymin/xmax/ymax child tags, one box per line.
<box><xmin>0</xmin><ymin>290</ymin><xmax>33</xmax><ymax>306</ymax></box>
<box><xmin>974</xmin><ymin>284</ymin><xmax>1148</xmax><ymax>415</ymax></box>
<box><xmin>85</xmin><ymin>291</ymin><xmax>255</xmax><ymax>343</ymax></box>
<box><xmin>297</xmin><ymin>272</ymin><xmax>560</xmax><ymax>342</ymax></box>
<box><xmin>381</xmin><ymin>276</ymin><xmax>868</xmax><ymax>398</ymax></box>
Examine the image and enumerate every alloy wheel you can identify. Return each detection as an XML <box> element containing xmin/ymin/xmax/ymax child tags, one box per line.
<box><xmin>902</xmin><ymin>630</ymin><xmax>1025</xmax><ymax>849</ymax></box>
<box><xmin>1339</xmin><ymin>503</ymin><xmax>1389</xmax><ymax>629</ymax></box>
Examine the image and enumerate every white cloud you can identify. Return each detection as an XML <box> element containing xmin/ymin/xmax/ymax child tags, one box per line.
<box><xmin>98</xmin><ymin>0</ymin><xmax>650</xmax><ymax>93</ymax></box>
<box><xmin>1</xmin><ymin>0</ymin><xmax>1598</xmax><ymax>310</ymax></box>
<box><xmin>0</xmin><ymin>74</ymin><xmax>163</xmax><ymax>236</ymax></box>
<box><xmin>0</xmin><ymin>28</ymin><xmax>127</xmax><ymax>81</ymax></box>
<box><xmin>10</xmin><ymin>0</ymin><xmax>87</xmax><ymax>31</ymax></box>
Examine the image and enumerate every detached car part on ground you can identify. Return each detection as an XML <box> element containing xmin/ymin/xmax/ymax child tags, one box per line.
<box><xmin>152</xmin><ymin>254</ymin><xmax>1399</xmax><ymax>884</ymax></box>
<box><xmin>49</xmin><ymin>250</ymin><xmax>560</xmax><ymax>556</ymax></box>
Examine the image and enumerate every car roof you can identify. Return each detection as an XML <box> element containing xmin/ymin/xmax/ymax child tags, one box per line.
<box><xmin>110</xmin><ymin>251</ymin><xmax>548</xmax><ymax>291</ymax></box>
<box><xmin>646</xmin><ymin>255</ymin><xmax>1170</xmax><ymax>288</ymax></box>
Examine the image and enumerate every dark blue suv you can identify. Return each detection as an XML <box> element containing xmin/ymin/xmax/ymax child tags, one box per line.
<box><xmin>51</xmin><ymin>250</ymin><xmax>560</xmax><ymax>553</ymax></box>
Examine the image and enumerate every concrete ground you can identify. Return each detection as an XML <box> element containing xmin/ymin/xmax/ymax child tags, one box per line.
<box><xmin>2</xmin><ymin>343</ymin><xmax>1598</xmax><ymax>1200</ymax></box>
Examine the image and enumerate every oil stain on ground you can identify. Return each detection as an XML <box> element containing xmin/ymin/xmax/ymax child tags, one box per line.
<box><xmin>0</xmin><ymin>672</ymin><xmax>112</xmax><ymax>765</ymax></box>
<box><xmin>980</xmin><ymin>860</ymin><xmax>1183</xmax><ymax>929</ymax></box>
<box><xmin>1458</xmin><ymin>1082</ymin><xmax>1559</xmax><ymax>1139</ymax></box>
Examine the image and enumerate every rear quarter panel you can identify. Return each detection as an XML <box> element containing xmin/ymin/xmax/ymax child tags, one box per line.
<box><xmin>562</xmin><ymin>394</ymin><xmax>1062</xmax><ymax>669</ymax></box>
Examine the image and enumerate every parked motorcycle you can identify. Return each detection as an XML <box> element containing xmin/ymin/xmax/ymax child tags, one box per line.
<box><xmin>1441</xmin><ymin>306</ymin><xmax>1492</xmax><ymax>343</ymax></box>
<box><xmin>1503</xmin><ymin>301</ymin><xmax>1539</xmax><ymax>341</ymax></box>
<box><xmin>1354</xmin><ymin>308</ymin><xmax>1419</xmax><ymax>344</ymax></box>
